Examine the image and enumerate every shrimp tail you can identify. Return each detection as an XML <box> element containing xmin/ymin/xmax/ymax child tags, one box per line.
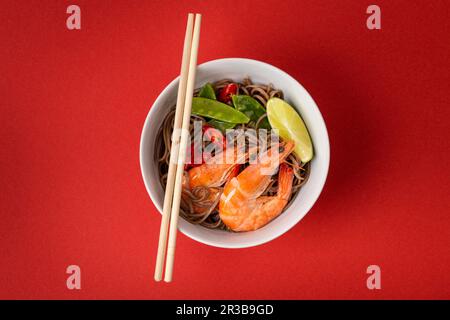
<box><xmin>277</xmin><ymin>163</ymin><xmax>294</xmax><ymax>201</ymax></box>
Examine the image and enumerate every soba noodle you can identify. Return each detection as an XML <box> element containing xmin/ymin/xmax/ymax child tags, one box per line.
<box><xmin>155</xmin><ymin>78</ymin><xmax>311</xmax><ymax>231</ymax></box>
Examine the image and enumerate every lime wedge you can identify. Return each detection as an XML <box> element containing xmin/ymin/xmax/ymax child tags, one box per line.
<box><xmin>266</xmin><ymin>97</ymin><xmax>313</xmax><ymax>163</ymax></box>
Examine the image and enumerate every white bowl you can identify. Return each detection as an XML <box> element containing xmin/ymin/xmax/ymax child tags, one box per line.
<box><xmin>140</xmin><ymin>58</ymin><xmax>330</xmax><ymax>248</ymax></box>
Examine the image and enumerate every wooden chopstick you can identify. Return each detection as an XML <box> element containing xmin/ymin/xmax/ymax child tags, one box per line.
<box><xmin>154</xmin><ymin>13</ymin><xmax>195</xmax><ymax>282</ymax></box>
<box><xmin>164</xmin><ymin>13</ymin><xmax>202</xmax><ymax>283</ymax></box>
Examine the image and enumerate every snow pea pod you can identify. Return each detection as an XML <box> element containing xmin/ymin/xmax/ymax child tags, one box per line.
<box><xmin>208</xmin><ymin>119</ymin><xmax>236</xmax><ymax>132</ymax></box>
<box><xmin>198</xmin><ymin>83</ymin><xmax>216</xmax><ymax>100</ymax></box>
<box><xmin>231</xmin><ymin>95</ymin><xmax>271</xmax><ymax>129</ymax></box>
<box><xmin>192</xmin><ymin>97</ymin><xmax>250</xmax><ymax>123</ymax></box>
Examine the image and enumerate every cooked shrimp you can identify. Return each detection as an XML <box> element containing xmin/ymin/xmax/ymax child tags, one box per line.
<box><xmin>186</xmin><ymin>145</ymin><xmax>246</xmax><ymax>189</ymax></box>
<box><xmin>219</xmin><ymin>141</ymin><xmax>295</xmax><ymax>231</ymax></box>
<box><xmin>182</xmin><ymin>145</ymin><xmax>246</xmax><ymax>214</ymax></box>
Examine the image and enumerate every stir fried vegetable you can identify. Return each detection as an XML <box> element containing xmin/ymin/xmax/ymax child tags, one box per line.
<box><xmin>185</xmin><ymin>124</ymin><xmax>225</xmax><ymax>170</ymax></box>
<box><xmin>192</xmin><ymin>97</ymin><xmax>250</xmax><ymax>124</ymax></box>
<box><xmin>202</xmin><ymin>124</ymin><xmax>225</xmax><ymax>146</ymax></box>
<box><xmin>231</xmin><ymin>95</ymin><xmax>271</xmax><ymax>129</ymax></box>
<box><xmin>218</xmin><ymin>83</ymin><xmax>238</xmax><ymax>103</ymax></box>
<box><xmin>198</xmin><ymin>83</ymin><xmax>236</xmax><ymax>130</ymax></box>
<box><xmin>198</xmin><ymin>83</ymin><xmax>216</xmax><ymax>100</ymax></box>
<box><xmin>207</xmin><ymin>119</ymin><xmax>236</xmax><ymax>132</ymax></box>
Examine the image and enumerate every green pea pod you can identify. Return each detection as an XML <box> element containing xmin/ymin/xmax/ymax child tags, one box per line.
<box><xmin>208</xmin><ymin>119</ymin><xmax>236</xmax><ymax>132</ymax></box>
<box><xmin>231</xmin><ymin>95</ymin><xmax>271</xmax><ymax>129</ymax></box>
<box><xmin>192</xmin><ymin>97</ymin><xmax>250</xmax><ymax>123</ymax></box>
<box><xmin>198</xmin><ymin>83</ymin><xmax>216</xmax><ymax>100</ymax></box>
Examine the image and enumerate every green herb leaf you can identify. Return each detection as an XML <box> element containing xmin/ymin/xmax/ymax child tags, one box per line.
<box><xmin>231</xmin><ymin>95</ymin><xmax>271</xmax><ymax>129</ymax></box>
<box><xmin>198</xmin><ymin>83</ymin><xmax>216</xmax><ymax>100</ymax></box>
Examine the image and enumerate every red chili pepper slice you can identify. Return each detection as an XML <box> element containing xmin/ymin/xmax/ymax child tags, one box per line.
<box><xmin>218</xmin><ymin>83</ymin><xmax>238</xmax><ymax>103</ymax></box>
<box><xmin>185</xmin><ymin>142</ymin><xmax>203</xmax><ymax>170</ymax></box>
<box><xmin>202</xmin><ymin>125</ymin><xmax>226</xmax><ymax>163</ymax></box>
<box><xmin>185</xmin><ymin>125</ymin><xmax>226</xmax><ymax>170</ymax></box>
<box><xmin>203</xmin><ymin>124</ymin><xmax>224</xmax><ymax>146</ymax></box>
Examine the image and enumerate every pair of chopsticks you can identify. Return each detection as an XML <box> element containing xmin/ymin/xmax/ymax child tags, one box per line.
<box><xmin>154</xmin><ymin>13</ymin><xmax>202</xmax><ymax>282</ymax></box>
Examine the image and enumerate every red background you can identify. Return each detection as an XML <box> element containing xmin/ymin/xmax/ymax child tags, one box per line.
<box><xmin>1</xmin><ymin>0</ymin><xmax>449</xmax><ymax>299</ymax></box>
